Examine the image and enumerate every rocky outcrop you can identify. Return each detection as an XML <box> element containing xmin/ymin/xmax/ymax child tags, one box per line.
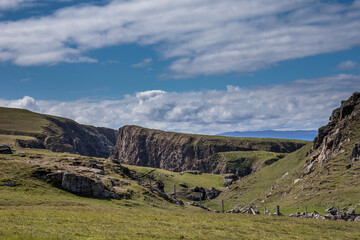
<box><xmin>16</xmin><ymin>117</ymin><xmax>118</xmax><ymax>158</ymax></box>
<box><xmin>185</xmin><ymin>186</ymin><xmax>222</xmax><ymax>201</ymax></box>
<box><xmin>0</xmin><ymin>144</ymin><xmax>12</xmax><ymax>154</ymax></box>
<box><xmin>305</xmin><ymin>92</ymin><xmax>360</xmax><ymax>174</ymax></box>
<box><xmin>51</xmin><ymin>171</ymin><xmax>119</xmax><ymax>199</ymax></box>
<box><xmin>111</xmin><ymin>125</ymin><xmax>306</xmax><ymax>173</ymax></box>
<box><xmin>32</xmin><ymin>158</ymin><xmax>134</xmax><ymax>200</ymax></box>
<box><xmin>224</xmin><ymin>174</ymin><xmax>239</xmax><ymax>186</ymax></box>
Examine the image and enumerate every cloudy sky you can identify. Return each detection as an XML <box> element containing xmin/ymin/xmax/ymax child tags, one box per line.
<box><xmin>1</xmin><ymin>0</ymin><xmax>360</xmax><ymax>134</ymax></box>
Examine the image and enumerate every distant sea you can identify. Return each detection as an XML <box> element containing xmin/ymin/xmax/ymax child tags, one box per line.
<box><xmin>217</xmin><ymin>130</ymin><xmax>317</xmax><ymax>141</ymax></box>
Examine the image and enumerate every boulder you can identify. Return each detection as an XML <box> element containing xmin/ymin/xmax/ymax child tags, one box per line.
<box><xmin>186</xmin><ymin>186</ymin><xmax>222</xmax><ymax>200</ymax></box>
<box><xmin>350</xmin><ymin>142</ymin><xmax>360</xmax><ymax>162</ymax></box>
<box><xmin>205</xmin><ymin>187</ymin><xmax>222</xmax><ymax>199</ymax></box>
<box><xmin>224</xmin><ymin>174</ymin><xmax>239</xmax><ymax>186</ymax></box>
<box><xmin>187</xmin><ymin>187</ymin><xmax>206</xmax><ymax>201</ymax></box>
<box><xmin>354</xmin><ymin>216</ymin><xmax>360</xmax><ymax>222</ymax></box>
<box><xmin>325</xmin><ymin>206</ymin><xmax>338</xmax><ymax>215</ymax></box>
<box><xmin>0</xmin><ymin>144</ymin><xmax>12</xmax><ymax>154</ymax></box>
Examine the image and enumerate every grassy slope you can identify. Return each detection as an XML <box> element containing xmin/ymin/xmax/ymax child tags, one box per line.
<box><xmin>1</xmin><ymin>149</ymin><xmax>359</xmax><ymax>239</ymax></box>
<box><xmin>0</xmin><ymin>107</ymin><xmax>49</xmax><ymax>135</ymax></box>
<box><xmin>207</xmin><ymin>144</ymin><xmax>312</xmax><ymax>212</ymax></box>
<box><xmin>210</xmin><ymin>141</ymin><xmax>360</xmax><ymax>215</ymax></box>
<box><xmin>212</xmin><ymin>151</ymin><xmax>287</xmax><ymax>175</ymax></box>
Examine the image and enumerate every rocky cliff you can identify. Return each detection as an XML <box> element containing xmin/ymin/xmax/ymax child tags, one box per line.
<box><xmin>305</xmin><ymin>92</ymin><xmax>360</xmax><ymax>174</ymax></box>
<box><xmin>110</xmin><ymin>125</ymin><xmax>307</xmax><ymax>173</ymax></box>
<box><xmin>39</xmin><ymin>117</ymin><xmax>118</xmax><ymax>158</ymax></box>
<box><xmin>211</xmin><ymin>92</ymin><xmax>360</xmax><ymax>210</ymax></box>
<box><xmin>0</xmin><ymin>107</ymin><xmax>118</xmax><ymax>158</ymax></box>
<box><xmin>18</xmin><ymin>117</ymin><xmax>118</xmax><ymax>158</ymax></box>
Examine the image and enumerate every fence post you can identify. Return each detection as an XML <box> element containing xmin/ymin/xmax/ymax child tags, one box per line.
<box><xmin>305</xmin><ymin>207</ymin><xmax>307</xmax><ymax>218</ymax></box>
<box><xmin>337</xmin><ymin>206</ymin><xmax>341</xmax><ymax>219</ymax></box>
<box><xmin>222</xmin><ymin>200</ymin><xmax>224</xmax><ymax>213</ymax></box>
<box><xmin>264</xmin><ymin>206</ymin><xmax>267</xmax><ymax>215</ymax></box>
<box><xmin>174</xmin><ymin>184</ymin><xmax>177</xmax><ymax>199</ymax></box>
<box><xmin>276</xmin><ymin>205</ymin><xmax>280</xmax><ymax>215</ymax></box>
<box><xmin>149</xmin><ymin>175</ymin><xmax>152</xmax><ymax>191</ymax></box>
<box><xmin>199</xmin><ymin>193</ymin><xmax>202</xmax><ymax>207</ymax></box>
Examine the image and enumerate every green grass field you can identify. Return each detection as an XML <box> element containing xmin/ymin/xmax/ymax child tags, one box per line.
<box><xmin>125</xmin><ymin>164</ymin><xmax>225</xmax><ymax>193</ymax></box>
<box><xmin>1</xmin><ymin>147</ymin><xmax>359</xmax><ymax>239</ymax></box>
<box><xmin>0</xmin><ymin>107</ymin><xmax>49</xmax><ymax>135</ymax></box>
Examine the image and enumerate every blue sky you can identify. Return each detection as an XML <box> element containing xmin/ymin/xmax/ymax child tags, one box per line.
<box><xmin>1</xmin><ymin>0</ymin><xmax>360</xmax><ymax>134</ymax></box>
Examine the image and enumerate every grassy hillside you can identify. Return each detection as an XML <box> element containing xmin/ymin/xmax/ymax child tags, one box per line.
<box><xmin>209</xmin><ymin>141</ymin><xmax>360</xmax><ymax>214</ymax></box>
<box><xmin>0</xmin><ymin>107</ymin><xmax>49</xmax><ymax>135</ymax></box>
<box><xmin>1</xmin><ymin>147</ymin><xmax>359</xmax><ymax>239</ymax></box>
<box><xmin>125</xmin><ymin>164</ymin><xmax>225</xmax><ymax>193</ymax></box>
<box><xmin>210</xmin><ymin>151</ymin><xmax>287</xmax><ymax>175</ymax></box>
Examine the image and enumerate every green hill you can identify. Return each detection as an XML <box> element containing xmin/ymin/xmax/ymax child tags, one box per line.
<box><xmin>208</xmin><ymin>93</ymin><xmax>360</xmax><ymax>215</ymax></box>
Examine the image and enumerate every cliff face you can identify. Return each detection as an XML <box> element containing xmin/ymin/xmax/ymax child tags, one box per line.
<box><xmin>16</xmin><ymin>116</ymin><xmax>118</xmax><ymax>158</ymax></box>
<box><xmin>111</xmin><ymin>125</ymin><xmax>306</xmax><ymax>173</ymax></box>
<box><xmin>305</xmin><ymin>92</ymin><xmax>360</xmax><ymax>174</ymax></box>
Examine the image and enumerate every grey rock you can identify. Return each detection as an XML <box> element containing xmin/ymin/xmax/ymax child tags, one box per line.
<box><xmin>224</xmin><ymin>174</ymin><xmax>239</xmax><ymax>186</ymax></box>
<box><xmin>350</xmin><ymin>142</ymin><xmax>360</xmax><ymax>162</ymax></box>
<box><xmin>325</xmin><ymin>206</ymin><xmax>338</xmax><ymax>215</ymax></box>
<box><xmin>205</xmin><ymin>187</ymin><xmax>222</xmax><ymax>199</ymax></box>
<box><xmin>354</xmin><ymin>216</ymin><xmax>360</xmax><ymax>222</ymax></box>
<box><xmin>0</xmin><ymin>144</ymin><xmax>12</xmax><ymax>154</ymax></box>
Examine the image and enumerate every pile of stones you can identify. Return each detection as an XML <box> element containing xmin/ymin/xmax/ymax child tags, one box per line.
<box><xmin>289</xmin><ymin>207</ymin><xmax>360</xmax><ymax>221</ymax></box>
<box><xmin>225</xmin><ymin>205</ymin><xmax>260</xmax><ymax>214</ymax></box>
<box><xmin>289</xmin><ymin>211</ymin><xmax>324</xmax><ymax>219</ymax></box>
<box><xmin>324</xmin><ymin>207</ymin><xmax>360</xmax><ymax>221</ymax></box>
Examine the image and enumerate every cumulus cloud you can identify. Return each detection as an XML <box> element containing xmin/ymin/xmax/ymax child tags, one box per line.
<box><xmin>0</xmin><ymin>0</ymin><xmax>360</xmax><ymax>77</ymax></box>
<box><xmin>337</xmin><ymin>60</ymin><xmax>360</xmax><ymax>70</ymax></box>
<box><xmin>1</xmin><ymin>74</ymin><xmax>359</xmax><ymax>134</ymax></box>
<box><xmin>0</xmin><ymin>96</ymin><xmax>40</xmax><ymax>112</ymax></box>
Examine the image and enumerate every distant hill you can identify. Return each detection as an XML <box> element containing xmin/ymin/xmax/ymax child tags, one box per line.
<box><xmin>217</xmin><ymin>130</ymin><xmax>318</xmax><ymax>141</ymax></box>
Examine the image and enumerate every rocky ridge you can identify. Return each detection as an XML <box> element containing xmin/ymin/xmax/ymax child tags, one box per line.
<box><xmin>111</xmin><ymin>125</ymin><xmax>306</xmax><ymax>173</ymax></box>
<box><xmin>12</xmin><ymin>116</ymin><xmax>118</xmax><ymax>158</ymax></box>
<box><xmin>305</xmin><ymin>92</ymin><xmax>360</xmax><ymax>175</ymax></box>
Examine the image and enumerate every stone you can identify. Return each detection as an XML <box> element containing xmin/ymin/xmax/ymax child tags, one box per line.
<box><xmin>154</xmin><ymin>180</ymin><xmax>165</xmax><ymax>192</ymax></box>
<box><xmin>224</xmin><ymin>174</ymin><xmax>239</xmax><ymax>186</ymax></box>
<box><xmin>347</xmin><ymin>208</ymin><xmax>356</xmax><ymax>215</ymax></box>
<box><xmin>325</xmin><ymin>206</ymin><xmax>337</xmax><ymax>215</ymax></box>
<box><xmin>350</xmin><ymin>142</ymin><xmax>360</xmax><ymax>162</ymax></box>
<box><xmin>354</xmin><ymin>216</ymin><xmax>360</xmax><ymax>222</ymax></box>
<box><xmin>205</xmin><ymin>187</ymin><xmax>222</xmax><ymax>199</ymax></box>
<box><xmin>0</xmin><ymin>144</ymin><xmax>12</xmax><ymax>154</ymax></box>
<box><xmin>5</xmin><ymin>183</ymin><xmax>17</xmax><ymax>187</ymax></box>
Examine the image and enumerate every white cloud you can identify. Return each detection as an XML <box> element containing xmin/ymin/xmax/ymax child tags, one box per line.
<box><xmin>1</xmin><ymin>96</ymin><xmax>40</xmax><ymax>112</ymax></box>
<box><xmin>132</xmin><ymin>58</ymin><xmax>152</xmax><ymax>68</ymax></box>
<box><xmin>337</xmin><ymin>60</ymin><xmax>359</xmax><ymax>70</ymax></box>
<box><xmin>0</xmin><ymin>0</ymin><xmax>360</xmax><ymax>77</ymax></box>
<box><xmin>0</xmin><ymin>0</ymin><xmax>31</xmax><ymax>10</ymax></box>
<box><xmin>1</xmin><ymin>74</ymin><xmax>359</xmax><ymax>134</ymax></box>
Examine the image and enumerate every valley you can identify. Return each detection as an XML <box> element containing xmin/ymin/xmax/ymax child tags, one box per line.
<box><xmin>1</xmin><ymin>93</ymin><xmax>360</xmax><ymax>239</ymax></box>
